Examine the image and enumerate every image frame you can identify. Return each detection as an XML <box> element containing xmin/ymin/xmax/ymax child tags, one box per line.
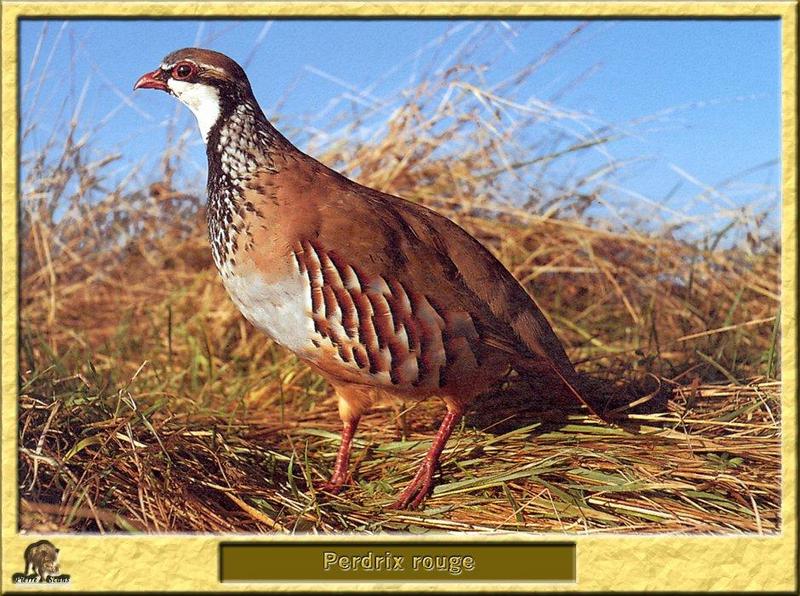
<box><xmin>1</xmin><ymin>1</ymin><xmax>796</xmax><ymax>592</ymax></box>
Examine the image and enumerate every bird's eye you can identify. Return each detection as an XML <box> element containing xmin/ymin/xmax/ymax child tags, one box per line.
<box><xmin>173</xmin><ymin>63</ymin><xmax>194</xmax><ymax>80</ymax></box>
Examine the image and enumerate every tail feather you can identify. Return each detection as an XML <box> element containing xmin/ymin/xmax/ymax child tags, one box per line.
<box><xmin>515</xmin><ymin>356</ymin><xmax>609</xmax><ymax>422</ymax></box>
<box><xmin>546</xmin><ymin>361</ymin><xmax>603</xmax><ymax>419</ymax></box>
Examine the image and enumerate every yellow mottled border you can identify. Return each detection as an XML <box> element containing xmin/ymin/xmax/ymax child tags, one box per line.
<box><xmin>1</xmin><ymin>1</ymin><xmax>796</xmax><ymax>593</ymax></box>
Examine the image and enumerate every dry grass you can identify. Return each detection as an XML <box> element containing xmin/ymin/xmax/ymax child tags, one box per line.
<box><xmin>17</xmin><ymin>24</ymin><xmax>780</xmax><ymax>534</ymax></box>
<box><xmin>19</xmin><ymin>373</ymin><xmax>779</xmax><ymax>534</ymax></box>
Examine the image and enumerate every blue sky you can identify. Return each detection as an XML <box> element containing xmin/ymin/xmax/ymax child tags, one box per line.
<box><xmin>19</xmin><ymin>19</ymin><xmax>781</xmax><ymax>240</ymax></box>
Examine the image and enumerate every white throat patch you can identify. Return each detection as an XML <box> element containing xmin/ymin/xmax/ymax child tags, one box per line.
<box><xmin>167</xmin><ymin>79</ymin><xmax>221</xmax><ymax>143</ymax></box>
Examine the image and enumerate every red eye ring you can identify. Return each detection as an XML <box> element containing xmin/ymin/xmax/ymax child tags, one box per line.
<box><xmin>172</xmin><ymin>62</ymin><xmax>195</xmax><ymax>80</ymax></box>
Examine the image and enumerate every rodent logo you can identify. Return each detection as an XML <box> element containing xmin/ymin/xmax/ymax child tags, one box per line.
<box><xmin>11</xmin><ymin>540</ymin><xmax>71</xmax><ymax>584</ymax></box>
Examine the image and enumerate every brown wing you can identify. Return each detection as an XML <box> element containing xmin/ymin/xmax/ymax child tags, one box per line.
<box><xmin>406</xmin><ymin>198</ymin><xmax>598</xmax><ymax>412</ymax></box>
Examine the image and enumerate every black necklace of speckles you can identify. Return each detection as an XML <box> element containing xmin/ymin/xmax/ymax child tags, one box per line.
<box><xmin>204</xmin><ymin>86</ymin><xmax>283</xmax><ymax>276</ymax></box>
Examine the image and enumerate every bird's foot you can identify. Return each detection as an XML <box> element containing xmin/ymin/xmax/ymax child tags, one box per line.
<box><xmin>316</xmin><ymin>471</ymin><xmax>349</xmax><ymax>495</ymax></box>
<box><xmin>390</xmin><ymin>462</ymin><xmax>436</xmax><ymax>510</ymax></box>
<box><xmin>316</xmin><ymin>481</ymin><xmax>345</xmax><ymax>495</ymax></box>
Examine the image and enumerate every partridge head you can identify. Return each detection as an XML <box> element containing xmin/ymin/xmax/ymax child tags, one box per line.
<box><xmin>135</xmin><ymin>48</ymin><xmax>598</xmax><ymax>509</ymax></box>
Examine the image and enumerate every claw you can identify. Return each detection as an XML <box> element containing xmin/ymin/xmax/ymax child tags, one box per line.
<box><xmin>390</xmin><ymin>462</ymin><xmax>436</xmax><ymax>510</ymax></box>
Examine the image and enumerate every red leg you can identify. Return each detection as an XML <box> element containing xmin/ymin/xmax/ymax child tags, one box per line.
<box><xmin>391</xmin><ymin>407</ymin><xmax>463</xmax><ymax>509</ymax></box>
<box><xmin>317</xmin><ymin>417</ymin><xmax>359</xmax><ymax>494</ymax></box>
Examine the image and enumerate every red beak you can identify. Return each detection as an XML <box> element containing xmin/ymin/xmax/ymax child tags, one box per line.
<box><xmin>134</xmin><ymin>68</ymin><xmax>169</xmax><ymax>92</ymax></box>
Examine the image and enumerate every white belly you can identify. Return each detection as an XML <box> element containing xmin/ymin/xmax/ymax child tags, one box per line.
<box><xmin>221</xmin><ymin>267</ymin><xmax>316</xmax><ymax>355</ymax></box>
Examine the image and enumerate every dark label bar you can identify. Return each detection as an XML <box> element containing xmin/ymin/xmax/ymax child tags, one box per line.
<box><xmin>220</xmin><ymin>542</ymin><xmax>575</xmax><ymax>582</ymax></box>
